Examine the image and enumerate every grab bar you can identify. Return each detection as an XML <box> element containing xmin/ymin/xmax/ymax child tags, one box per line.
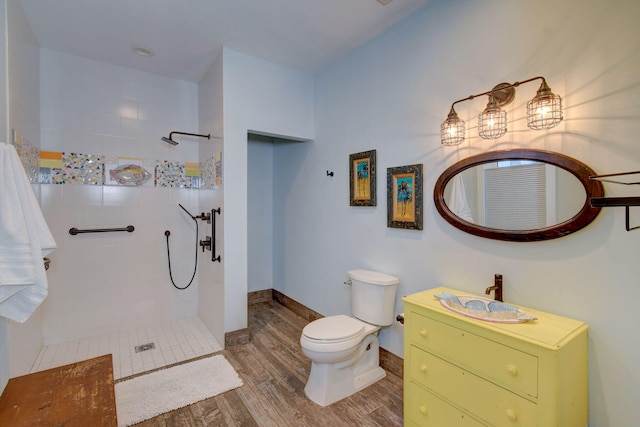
<box><xmin>69</xmin><ymin>225</ymin><xmax>135</xmax><ymax>235</ymax></box>
<box><xmin>211</xmin><ymin>208</ymin><xmax>221</xmax><ymax>262</ymax></box>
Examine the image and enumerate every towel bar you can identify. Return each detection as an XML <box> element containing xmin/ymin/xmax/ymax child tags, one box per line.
<box><xmin>69</xmin><ymin>225</ymin><xmax>135</xmax><ymax>235</ymax></box>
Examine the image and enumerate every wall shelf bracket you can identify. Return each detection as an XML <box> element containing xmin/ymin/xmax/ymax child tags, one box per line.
<box><xmin>590</xmin><ymin>171</ymin><xmax>640</xmax><ymax>232</ymax></box>
<box><xmin>590</xmin><ymin>197</ymin><xmax>640</xmax><ymax>231</ymax></box>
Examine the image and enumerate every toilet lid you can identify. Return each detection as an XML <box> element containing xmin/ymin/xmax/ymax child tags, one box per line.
<box><xmin>302</xmin><ymin>315</ymin><xmax>365</xmax><ymax>342</ymax></box>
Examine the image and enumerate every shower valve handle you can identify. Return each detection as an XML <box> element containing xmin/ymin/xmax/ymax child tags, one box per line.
<box><xmin>197</xmin><ymin>212</ymin><xmax>212</xmax><ymax>223</ymax></box>
<box><xmin>199</xmin><ymin>236</ymin><xmax>212</xmax><ymax>252</ymax></box>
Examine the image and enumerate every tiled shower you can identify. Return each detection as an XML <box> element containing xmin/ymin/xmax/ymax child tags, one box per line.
<box><xmin>13</xmin><ymin>47</ymin><xmax>225</xmax><ymax>376</ymax></box>
<box><xmin>31</xmin><ymin>317</ymin><xmax>221</xmax><ymax>379</ymax></box>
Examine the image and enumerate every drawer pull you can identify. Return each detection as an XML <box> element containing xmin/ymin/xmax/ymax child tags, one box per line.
<box><xmin>419</xmin><ymin>405</ymin><xmax>428</xmax><ymax>415</ymax></box>
<box><xmin>506</xmin><ymin>364</ymin><xmax>518</xmax><ymax>376</ymax></box>
<box><xmin>419</xmin><ymin>329</ymin><xmax>428</xmax><ymax>337</ymax></box>
<box><xmin>420</xmin><ymin>364</ymin><xmax>428</xmax><ymax>373</ymax></box>
<box><xmin>506</xmin><ymin>408</ymin><xmax>518</xmax><ymax>421</ymax></box>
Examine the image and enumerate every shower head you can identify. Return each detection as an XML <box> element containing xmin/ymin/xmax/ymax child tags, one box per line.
<box><xmin>161</xmin><ymin>131</ymin><xmax>210</xmax><ymax>146</ymax></box>
<box><xmin>161</xmin><ymin>136</ymin><xmax>179</xmax><ymax>146</ymax></box>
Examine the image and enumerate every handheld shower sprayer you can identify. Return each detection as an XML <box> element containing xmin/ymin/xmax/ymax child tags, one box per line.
<box><xmin>161</xmin><ymin>131</ymin><xmax>211</xmax><ymax>146</ymax></box>
<box><xmin>178</xmin><ymin>204</ymin><xmax>211</xmax><ymax>222</ymax></box>
<box><xmin>164</xmin><ymin>203</ymin><xmax>211</xmax><ymax>290</ymax></box>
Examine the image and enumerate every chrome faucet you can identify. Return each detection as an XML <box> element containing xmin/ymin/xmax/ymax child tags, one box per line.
<box><xmin>485</xmin><ymin>274</ymin><xmax>503</xmax><ymax>302</ymax></box>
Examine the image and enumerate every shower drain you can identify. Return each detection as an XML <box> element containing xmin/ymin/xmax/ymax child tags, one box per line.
<box><xmin>134</xmin><ymin>342</ymin><xmax>155</xmax><ymax>353</ymax></box>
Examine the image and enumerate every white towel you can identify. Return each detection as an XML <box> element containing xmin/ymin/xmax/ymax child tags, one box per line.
<box><xmin>0</xmin><ymin>143</ymin><xmax>56</xmax><ymax>323</ymax></box>
<box><xmin>448</xmin><ymin>174</ymin><xmax>474</xmax><ymax>223</ymax></box>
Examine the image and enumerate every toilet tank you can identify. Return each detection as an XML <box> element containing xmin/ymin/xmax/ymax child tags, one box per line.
<box><xmin>348</xmin><ymin>269</ymin><xmax>399</xmax><ymax>326</ymax></box>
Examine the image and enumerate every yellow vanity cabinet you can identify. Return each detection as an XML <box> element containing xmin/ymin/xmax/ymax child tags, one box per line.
<box><xmin>403</xmin><ymin>287</ymin><xmax>588</xmax><ymax>427</ymax></box>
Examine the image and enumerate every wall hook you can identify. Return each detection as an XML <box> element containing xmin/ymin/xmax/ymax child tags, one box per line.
<box><xmin>326</xmin><ymin>170</ymin><xmax>334</xmax><ymax>177</ymax></box>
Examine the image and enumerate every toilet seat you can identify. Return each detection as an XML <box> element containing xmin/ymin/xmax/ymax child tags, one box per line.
<box><xmin>301</xmin><ymin>315</ymin><xmax>378</xmax><ymax>353</ymax></box>
<box><xmin>303</xmin><ymin>315</ymin><xmax>364</xmax><ymax>342</ymax></box>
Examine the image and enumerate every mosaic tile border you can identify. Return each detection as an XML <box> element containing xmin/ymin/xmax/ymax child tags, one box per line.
<box><xmin>12</xmin><ymin>129</ymin><xmax>39</xmax><ymax>183</ymax></box>
<box><xmin>12</xmin><ymin>129</ymin><xmax>222</xmax><ymax>189</ymax></box>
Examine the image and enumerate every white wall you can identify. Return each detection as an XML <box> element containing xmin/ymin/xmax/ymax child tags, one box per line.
<box><xmin>7</xmin><ymin>0</ymin><xmax>40</xmax><ymax>149</ymax></box>
<box><xmin>197</xmin><ymin>52</ymin><xmax>225</xmax><ymax>345</ymax></box>
<box><xmin>274</xmin><ymin>0</ymin><xmax>640</xmax><ymax>426</ymax></box>
<box><xmin>0</xmin><ymin>322</ymin><xmax>7</xmax><ymax>394</ymax></box>
<box><xmin>38</xmin><ymin>50</ymin><xmax>203</xmax><ymax>345</ymax></box>
<box><xmin>222</xmin><ymin>48</ymin><xmax>314</xmax><ymax>333</ymax></box>
<box><xmin>0</xmin><ymin>0</ymin><xmax>43</xmax><ymax>391</ymax></box>
<box><xmin>248</xmin><ymin>134</ymin><xmax>274</xmax><ymax>292</ymax></box>
<box><xmin>0</xmin><ymin>0</ymin><xmax>7</xmax><ymax>142</ymax></box>
<box><xmin>39</xmin><ymin>50</ymin><xmax>199</xmax><ymax>162</ymax></box>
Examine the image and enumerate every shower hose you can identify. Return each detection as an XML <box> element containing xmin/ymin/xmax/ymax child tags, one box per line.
<box><xmin>164</xmin><ymin>219</ymin><xmax>198</xmax><ymax>290</ymax></box>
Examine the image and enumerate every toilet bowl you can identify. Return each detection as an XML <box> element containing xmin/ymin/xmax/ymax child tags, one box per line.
<box><xmin>300</xmin><ymin>315</ymin><xmax>385</xmax><ymax>407</ymax></box>
<box><xmin>300</xmin><ymin>315</ymin><xmax>379</xmax><ymax>363</ymax></box>
<box><xmin>299</xmin><ymin>269</ymin><xmax>399</xmax><ymax>406</ymax></box>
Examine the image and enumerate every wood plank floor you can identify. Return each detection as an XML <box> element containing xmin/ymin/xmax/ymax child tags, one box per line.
<box><xmin>133</xmin><ymin>300</ymin><xmax>404</xmax><ymax>426</ymax></box>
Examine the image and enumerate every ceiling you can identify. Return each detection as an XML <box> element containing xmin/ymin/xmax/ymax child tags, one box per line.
<box><xmin>20</xmin><ymin>0</ymin><xmax>429</xmax><ymax>82</ymax></box>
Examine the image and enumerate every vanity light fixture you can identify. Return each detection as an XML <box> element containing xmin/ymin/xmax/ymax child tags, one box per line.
<box><xmin>440</xmin><ymin>76</ymin><xmax>563</xmax><ymax>146</ymax></box>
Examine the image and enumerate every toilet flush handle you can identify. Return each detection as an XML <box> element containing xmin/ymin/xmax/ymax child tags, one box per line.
<box><xmin>344</xmin><ymin>279</ymin><xmax>352</xmax><ymax>286</ymax></box>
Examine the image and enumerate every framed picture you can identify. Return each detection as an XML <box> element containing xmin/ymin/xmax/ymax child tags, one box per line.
<box><xmin>349</xmin><ymin>150</ymin><xmax>376</xmax><ymax>206</ymax></box>
<box><xmin>387</xmin><ymin>164</ymin><xmax>423</xmax><ymax>230</ymax></box>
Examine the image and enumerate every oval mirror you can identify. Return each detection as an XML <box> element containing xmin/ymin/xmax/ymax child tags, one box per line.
<box><xmin>433</xmin><ymin>149</ymin><xmax>604</xmax><ymax>241</ymax></box>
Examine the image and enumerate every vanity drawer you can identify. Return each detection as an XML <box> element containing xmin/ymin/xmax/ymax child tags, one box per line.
<box><xmin>410</xmin><ymin>346</ymin><xmax>538</xmax><ymax>427</ymax></box>
<box><xmin>406</xmin><ymin>381</ymin><xmax>486</xmax><ymax>427</ymax></box>
<box><xmin>409</xmin><ymin>312</ymin><xmax>538</xmax><ymax>398</ymax></box>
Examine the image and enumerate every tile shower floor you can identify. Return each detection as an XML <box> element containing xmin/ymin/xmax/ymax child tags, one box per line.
<box><xmin>30</xmin><ymin>316</ymin><xmax>223</xmax><ymax>380</ymax></box>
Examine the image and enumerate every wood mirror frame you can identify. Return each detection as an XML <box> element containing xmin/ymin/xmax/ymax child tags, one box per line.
<box><xmin>433</xmin><ymin>149</ymin><xmax>605</xmax><ymax>242</ymax></box>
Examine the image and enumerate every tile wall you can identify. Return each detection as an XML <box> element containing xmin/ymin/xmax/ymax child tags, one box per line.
<box><xmin>14</xmin><ymin>130</ymin><xmax>222</xmax><ymax>189</ymax></box>
<box><xmin>32</xmin><ymin>49</ymin><xmax>223</xmax><ymax>347</ymax></box>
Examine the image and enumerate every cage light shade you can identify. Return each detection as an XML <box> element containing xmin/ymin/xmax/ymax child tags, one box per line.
<box><xmin>441</xmin><ymin>107</ymin><xmax>465</xmax><ymax>146</ymax></box>
<box><xmin>478</xmin><ymin>95</ymin><xmax>507</xmax><ymax>139</ymax></box>
<box><xmin>527</xmin><ymin>80</ymin><xmax>563</xmax><ymax>130</ymax></box>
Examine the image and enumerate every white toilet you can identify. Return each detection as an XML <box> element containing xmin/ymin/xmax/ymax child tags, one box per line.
<box><xmin>300</xmin><ymin>269</ymin><xmax>399</xmax><ymax>406</ymax></box>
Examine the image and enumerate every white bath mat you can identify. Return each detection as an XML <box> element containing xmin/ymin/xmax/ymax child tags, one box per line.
<box><xmin>115</xmin><ymin>355</ymin><xmax>243</xmax><ymax>426</ymax></box>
